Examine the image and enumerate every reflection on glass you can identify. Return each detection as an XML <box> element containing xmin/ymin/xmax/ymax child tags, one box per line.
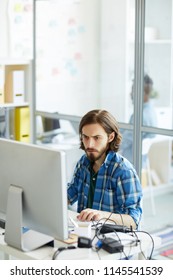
<box><xmin>120</xmin><ymin>74</ymin><xmax>157</xmax><ymax>165</ymax></box>
<box><xmin>145</xmin><ymin>0</ymin><xmax>173</xmax><ymax>130</ymax></box>
<box><xmin>99</xmin><ymin>0</ymin><xmax>135</xmax><ymax>123</ymax></box>
<box><xmin>141</xmin><ymin>134</ymin><xmax>173</xmax><ymax>189</ymax></box>
<box><xmin>141</xmin><ymin>74</ymin><xmax>158</xmax><ymax>128</ymax></box>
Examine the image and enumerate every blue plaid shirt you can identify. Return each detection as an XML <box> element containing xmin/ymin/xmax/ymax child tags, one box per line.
<box><xmin>67</xmin><ymin>151</ymin><xmax>143</xmax><ymax>226</ymax></box>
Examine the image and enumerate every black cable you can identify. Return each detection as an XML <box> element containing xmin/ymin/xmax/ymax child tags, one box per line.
<box><xmin>95</xmin><ymin>222</ymin><xmax>143</xmax><ymax>260</ymax></box>
<box><xmin>111</xmin><ymin>229</ymin><xmax>122</xmax><ymax>243</ymax></box>
<box><xmin>52</xmin><ymin>245</ymin><xmax>76</xmax><ymax>260</ymax></box>
<box><xmin>92</xmin><ymin>212</ymin><xmax>114</xmax><ymax>228</ymax></box>
<box><xmin>121</xmin><ymin>250</ymin><xmax>128</xmax><ymax>260</ymax></box>
<box><xmin>105</xmin><ymin>229</ymin><xmax>139</xmax><ymax>259</ymax></box>
<box><xmin>91</xmin><ymin>244</ymin><xmax>102</xmax><ymax>260</ymax></box>
<box><xmin>135</xmin><ymin>230</ymin><xmax>155</xmax><ymax>260</ymax></box>
<box><xmin>91</xmin><ymin>213</ymin><xmax>116</xmax><ymax>242</ymax></box>
<box><xmin>122</xmin><ymin>240</ymin><xmax>139</xmax><ymax>259</ymax></box>
<box><xmin>52</xmin><ymin>247</ymin><xmax>66</xmax><ymax>260</ymax></box>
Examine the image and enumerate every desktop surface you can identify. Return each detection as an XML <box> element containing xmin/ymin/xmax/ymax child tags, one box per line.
<box><xmin>0</xmin><ymin>210</ymin><xmax>161</xmax><ymax>260</ymax></box>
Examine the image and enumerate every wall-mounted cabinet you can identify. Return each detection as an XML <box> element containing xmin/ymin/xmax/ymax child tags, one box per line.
<box><xmin>0</xmin><ymin>59</ymin><xmax>32</xmax><ymax>142</ymax></box>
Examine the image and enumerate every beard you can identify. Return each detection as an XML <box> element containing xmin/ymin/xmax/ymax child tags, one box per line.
<box><xmin>85</xmin><ymin>147</ymin><xmax>108</xmax><ymax>163</ymax></box>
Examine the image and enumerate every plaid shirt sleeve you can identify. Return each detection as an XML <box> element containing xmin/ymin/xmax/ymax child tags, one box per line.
<box><xmin>67</xmin><ymin>152</ymin><xmax>143</xmax><ymax>227</ymax></box>
<box><xmin>115</xmin><ymin>165</ymin><xmax>143</xmax><ymax>226</ymax></box>
<box><xmin>67</xmin><ymin>155</ymin><xmax>90</xmax><ymax>208</ymax></box>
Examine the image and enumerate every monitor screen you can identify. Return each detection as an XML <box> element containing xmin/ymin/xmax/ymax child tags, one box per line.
<box><xmin>42</xmin><ymin>115</ymin><xmax>60</xmax><ymax>133</ymax></box>
<box><xmin>0</xmin><ymin>138</ymin><xmax>69</xmax><ymax>251</ymax></box>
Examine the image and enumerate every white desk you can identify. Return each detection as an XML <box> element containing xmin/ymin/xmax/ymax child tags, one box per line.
<box><xmin>0</xmin><ymin>225</ymin><xmax>161</xmax><ymax>260</ymax></box>
<box><xmin>53</xmin><ymin>231</ymin><xmax>161</xmax><ymax>260</ymax></box>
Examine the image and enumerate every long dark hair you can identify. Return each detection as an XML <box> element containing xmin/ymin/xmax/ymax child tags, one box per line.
<box><xmin>79</xmin><ymin>109</ymin><xmax>122</xmax><ymax>152</ymax></box>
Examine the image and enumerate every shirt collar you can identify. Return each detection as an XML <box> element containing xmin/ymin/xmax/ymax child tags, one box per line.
<box><xmin>84</xmin><ymin>150</ymin><xmax>122</xmax><ymax>170</ymax></box>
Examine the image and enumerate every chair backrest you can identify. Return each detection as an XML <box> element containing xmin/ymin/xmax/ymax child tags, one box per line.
<box><xmin>148</xmin><ymin>138</ymin><xmax>172</xmax><ymax>184</ymax></box>
<box><xmin>142</xmin><ymin>138</ymin><xmax>153</xmax><ymax>155</ymax></box>
<box><xmin>144</xmin><ymin>137</ymin><xmax>172</xmax><ymax>184</ymax></box>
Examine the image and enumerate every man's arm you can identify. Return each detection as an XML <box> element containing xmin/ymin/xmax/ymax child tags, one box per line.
<box><xmin>76</xmin><ymin>208</ymin><xmax>137</xmax><ymax>229</ymax></box>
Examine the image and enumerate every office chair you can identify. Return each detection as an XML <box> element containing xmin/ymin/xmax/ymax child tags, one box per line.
<box><xmin>142</xmin><ymin>136</ymin><xmax>172</xmax><ymax>216</ymax></box>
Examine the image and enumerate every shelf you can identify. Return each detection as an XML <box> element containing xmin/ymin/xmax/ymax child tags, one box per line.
<box><xmin>0</xmin><ymin>60</ymin><xmax>32</xmax><ymax>142</ymax></box>
<box><xmin>0</xmin><ymin>58</ymin><xmax>31</xmax><ymax>65</ymax></box>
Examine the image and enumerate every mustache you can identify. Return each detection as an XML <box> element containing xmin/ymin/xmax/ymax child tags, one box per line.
<box><xmin>86</xmin><ymin>148</ymin><xmax>98</xmax><ymax>152</ymax></box>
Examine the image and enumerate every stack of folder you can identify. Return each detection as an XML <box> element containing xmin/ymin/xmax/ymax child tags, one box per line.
<box><xmin>14</xmin><ymin>107</ymin><xmax>30</xmax><ymax>143</ymax></box>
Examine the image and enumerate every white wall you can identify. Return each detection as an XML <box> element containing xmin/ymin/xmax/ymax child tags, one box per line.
<box><xmin>100</xmin><ymin>0</ymin><xmax>127</xmax><ymax>121</ymax></box>
<box><xmin>0</xmin><ymin>1</ymin><xmax>9</xmax><ymax>58</ymax></box>
<box><xmin>36</xmin><ymin>0</ymin><xmax>100</xmax><ymax>116</ymax></box>
<box><xmin>0</xmin><ymin>0</ymin><xmax>33</xmax><ymax>59</ymax></box>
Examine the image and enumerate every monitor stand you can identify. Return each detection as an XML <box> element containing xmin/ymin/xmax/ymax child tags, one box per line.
<box><xmin>4</xmin><ymin>185</ymin><xmax>54</xmax><ymax>252</ymax></box>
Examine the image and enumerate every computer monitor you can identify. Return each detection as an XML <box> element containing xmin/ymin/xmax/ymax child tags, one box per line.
<box><xmin>42</xmin><ymin>114</ymin><xmax>60</xmax><ymax>132</ymax></box>
<box><xmin>0</xmin><ymin>138</ymin><xmax>68</xmax><ymax>251</ymax></box>
<box><xmin>40</xmin><ymin>113</ymin><xmax>61</xmax><ymax>143</ymax></box>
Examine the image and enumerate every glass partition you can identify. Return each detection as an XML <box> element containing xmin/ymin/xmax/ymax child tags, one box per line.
<box><xmin>144</xmin><ymin>0</ymin><xmax>173</xmax><ymax>130</ymax></box>
<box><xmin>35</xmin><ymin>0</ymin><xmax>136</xmax><ymax>144</ymax></box>
<box><xmin>141</xmin><ymin>134</ymin><xmax>173</xmax><ymax>189</ymax></box>
<box><xmin>35</xmin><ymin>0</ymin><xmax>135</xmax><ymax>123</ymax></box>
<box><xmin>0</xmin><ymin>0</ymin><xmax>173</xmax><ymax>222</ymax></box>
<box><xmin>138</xmin><ymin>0</ymin><xmax>173</xmax><ymax>196</ymax></box>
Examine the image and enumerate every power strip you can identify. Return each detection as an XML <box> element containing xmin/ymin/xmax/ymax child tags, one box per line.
<box><xmin>102</xmin><ymin>238</ymin><xmax>123</xmax><ymax>254</ymax></box>
<box><xmin>98</xmin><ymin>223</ymin><xmax>130</xmax><ymax>234</ymax></box>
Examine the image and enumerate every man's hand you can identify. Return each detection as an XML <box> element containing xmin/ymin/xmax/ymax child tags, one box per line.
<box><xmin>77</xmin><ymin>208</ymin><xmax>101</xmax><ymax>221</ymax></box>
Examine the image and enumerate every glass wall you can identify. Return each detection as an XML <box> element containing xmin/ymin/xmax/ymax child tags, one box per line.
<box><xmin>35</xmin><ymin>0</ymin><xmax>100</xmax><ymax>115</ymax></box>
<box><xmin>144</xmin><ymin>0</ymin><xmax>173</xmax><ymax>131</ymax></box>
<box><xmin>0</xmin><ymin>0</ymin><xmax>172</xmax><ymax>197</ymax></box>
<box><xmin>35</xmin><ymin>0</ymin><xmax>135</xmax><ymax>121</ymax></box>
<box><xmin>142</xmin><ymin>134</ymin><xmax>173</xmax><ymax>187</ymax></box>
<box><xmin>34</xmin><ymin>0</ymin><xmax>173</xmax><ymax>191</ymax></box>
<box><xmin>0</xmin><ymin>0</ymin><xmax>33</xmax><ymax>59</ymax></box>
<box><xmin>140</xmin><ymin>0</ymin><xmax>173</xmax><ymax>191</ymax></box>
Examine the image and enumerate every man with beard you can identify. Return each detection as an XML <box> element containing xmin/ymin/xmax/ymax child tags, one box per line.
<box><xmin>67</xmin><ymin>110</ymin><xmax>142</xmax><ymax>229</ymax></box>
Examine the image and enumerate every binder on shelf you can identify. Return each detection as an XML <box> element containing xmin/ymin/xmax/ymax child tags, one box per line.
<box><xmin>14</xmin><ymin>107</ymin><xmax>30</xmax><ymax>143</ymax></box>
<box><xmin>5</xmin><ymin>70</ymin><xmax>25</xmax><ymax>104</ymax></box>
